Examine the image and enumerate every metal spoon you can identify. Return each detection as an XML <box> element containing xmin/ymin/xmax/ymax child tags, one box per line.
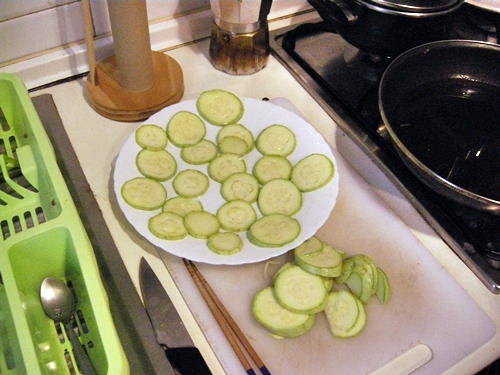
<box><xmin>40</xmin><ymin>277</ymin><xmax>98</xmax><ymax>375</ymax></box>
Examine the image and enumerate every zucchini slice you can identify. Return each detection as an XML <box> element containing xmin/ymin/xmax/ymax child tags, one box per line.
<box><xmin>121</xmin><ymin>177</ymin><xmax>167</xmax><ymax>211</ymax></box>
<box><xmin>274</xmin><ymin>264</ymin><xmax>328</xmax><ymax>314</ymax></box>
<box><xmin>218</xmin><ymin>136</ymin><xmax>249</xmax><ymax>156</ymax></box>
<box><xmin>207</xmin><ymin>232</ymin><xmax>243</xmax><ymax>255</ymax></box>
<box><xmin>325</xmin><ymin>290</ymin><xmax>359</xmax><ymax>333</ymax></box>
<box><xmin>325</xmin><ymin>291</ymin><xmax>366</xmax><ymax>339</ymax></box>
<box><xmin>248</xmin><ymin>214</ymin><xmax>301</xmax><ymax>248</ymax></box>
<box><xmin>217</xmin><ymin>123</ymin><xmax>254</xmax><ymax>155</ymax></box>
<box><xmin>351</xmin><ymin>254</ymin><xmax>379</xmax><ymax>295</ymax></box>
<box><xmin>184</xmin><ymin>211</ymin><xmax>220</xmax><ymax>239</ymax></box>
<box><xmin>351</xmin><ymin>264</ymin><xmax>375</xmax><ymax>304</ymax></box>
<box><xmin>253</xmin><ymin>286</ymin><xmax>315</xmax><ymax>338</ymax></box>
<box><xmin>167</xmin><ymin>111</ymin><xmax>206</xmax><ymax>147</ymax></box>
<box><xmin>135</xmin><ymin>124</ymin><xmax>168</xmax><ymax>150</ymax></box>
<box><xmin>208</xmin><ymin>153</ymin><xmax>246</xmax><ymax>183</ymax></box>
<box><xmin>172</xmin><ymin>169</ymin><xmax>209</xmax><ymax>198</ymax></box>
<box><xmin>181</xmin><ymin>139</ymin><xmax>218</xmax><ymax>165</ymax></box>
<box><xmin>256</xmin><ymin>124</ymin><xmax>296</xmax><ymax>157</ymax></box>
<box><xmin>295</xmin><ymin>240</ymin><xmax>345</xmax><ymax>278</ymax></box>
<box><xmin>376</xmin><ymin>267</ymin><xmax>391</xmax><ymax>304</ymax></box>
<box><xmin>217</xmin><ymin>200</ymin><xmax>257</xmax><ymax>232</ymax></box>
<box><xmin>257</xmin><ymin>178</ymin><xmax>302</xmax><ymax>216</ymax></box>
<box><xmin>335</xmin><ymin>258</ymin><xmax>354</xmax><ymax>285</ymax></box>
<box><xmin>295</xmin><ymin>235</ymin><xmax>323</xmax><ymax>255</ymax></box>
<box><xmin>136</xmin><ymin>149</ymin><xmax>177</xmax><ymax>181</ymax></box>
<box><xmin>291</xmin><ymin>153</ymin><xmax>335</xmax><ymax>192</ymax></box>
<box><xmin>197</xmin><ymin>89</ymin><xmax>244</xmax><ymax>125</ymax></box>
<box><xmin>253</xmin><ymin>155</ymin><xmax>292</xmax><ymax>184</ymax></box>
<box><xmin>221</xmin><ymin>172</ymin><xmax>260</xmax><ymax>203</ymax></box>
<box><xmin>149</xmin><ymin>212</ymin><xmax>188</xmax><ymax>240</ymax></box>
<box><xmin>162</xmin><ymin>196</ymin><xmax>203</xmax><ymax>217</ymax></box>
<box><xmin>274</xmin><ymin>260</ymin><xmax>333</xmax><ymax>291</ymax></box>
<box><xmin>345</xmin><ymin>271</ymin><xmax>364</xmax><ymax>301</ymax></box>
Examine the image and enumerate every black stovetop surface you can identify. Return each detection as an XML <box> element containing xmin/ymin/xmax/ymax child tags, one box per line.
<box><xmin>270</xmin><ymin>4</ymin><xmax>500</xmax><ymax>293</ymax></box>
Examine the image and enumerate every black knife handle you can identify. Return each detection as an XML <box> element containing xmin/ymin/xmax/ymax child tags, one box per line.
<box><xmin>166</xmin><ymin>347</ymin><xmax>213</xmax><ymax>375</ymax></box>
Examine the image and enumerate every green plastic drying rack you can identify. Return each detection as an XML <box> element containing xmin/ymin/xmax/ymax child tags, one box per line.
<box><xmin>0</xmin><ymin>73</ymin><xmax>129</xmax><ymax>375</ymax></box>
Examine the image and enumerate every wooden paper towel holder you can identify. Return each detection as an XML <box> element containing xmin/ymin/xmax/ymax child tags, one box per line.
<box><xmin>82</xmin><ymin>0</ymin><xmax>184</xmax><ymax>122</ymax></box>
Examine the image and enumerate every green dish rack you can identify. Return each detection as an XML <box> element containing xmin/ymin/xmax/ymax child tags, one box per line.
<box><xmin>0</xmin><ymin>73</ymin><xmax>129</xmax><ymax>375</ymax></box>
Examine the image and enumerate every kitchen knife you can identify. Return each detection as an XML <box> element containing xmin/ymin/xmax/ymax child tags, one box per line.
<box><xmin>139</xmin><ymin>257</ymin><xmax>212</xmax><ymax>375</ymax></box>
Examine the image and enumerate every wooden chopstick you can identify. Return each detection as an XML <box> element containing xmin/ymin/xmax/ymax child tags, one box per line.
<box><xmin>183</xmin><ymin>259</ymin><xmax>271</xmax><ymax>375</ymax></box>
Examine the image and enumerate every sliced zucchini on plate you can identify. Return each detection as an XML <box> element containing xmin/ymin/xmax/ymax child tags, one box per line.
<box><xmin>217</xmin><ymin>123</ymin><xmax>254</xmax><ymax>155</ymax></box>
<box><xmin>167</xmin><ymin>111</ymin><xmax>206</xmax><ymax>147</ymax></box>
<box><xmin>149</xmin><ymin>211</ymin><xmax>188</xmax><ymax>240</ymax></box>
<box><xmin>162</xmin><ymin>196</ymin><xmax>203</xmax><ymax>217</ymax></box>
<box><xmin>217</xmin><ymin>199</ymin><xmax>257</xmax><ymax>232</ymax></box>
<box><xmin>257</xmin><ymin>178</ymin><xmax>302</xmax><ymax>216</ymax></box>
<box><xmin>248</xmin><ymin>214</ymin><xmax>301</xmax><ymax>248</ymax></box>
<box><xmin>121</xmin><ymin>177</ymin><xmax>167</xmax><ymax>211</ymax></box>
<box><xmin>184</xmin><ymin>211</ymin><xmax>220</xmax><ymax>239</ymax></box>
<box><xmin>136</xmin><ymin>148</ymin><xmax>177</xmax><ymax>181</ymax></box>
<box><xmin>291</xmin><ymin>153</ymin><xmax>335</xmax><ymax>192</ymax></box>
<box><xmin>221</xmin><ymin>172</ymin><xmax>260</xmax><ymax>203</ymax></box>
<box><xmin>181</xmin><ymin>139</ymin><xmax>218</xmax><ymax>165</ymax></box>
<box><xmin>135</xmin><ymin>124</ymin><xmax>168</xmax><ymax>150</ymax></box>
<box><xmin>207</xmin><ymin>232</ymin><xmax>243</xmax><ymax>255</ymax></box>
<box><xmin>172</xmin><ymin>169</ymin><xmax>209</xmax><ymax>198</ymax></box>
<box><xmin>197</xmin><ymin>89</ymin><xmax>244</xmax><ymax>125</ymax></box>
<box><xmin>218</xmin><ymin>136</ymin><xmax>249</xmax><ymax>155</ymax></box>
<box><xmin>253</xmin><ymin>155</ymin><xmax>292</xmax><ymax>184</ymax></box>
<box><xmin>256</xmin><ymin>124</ymin><xmax>296</xmax><ymax>157</ymax></box>
<box><xmin>208</xmin><ymin>153</ymin><xmax>246</xmax><ymax>183</ymax></box>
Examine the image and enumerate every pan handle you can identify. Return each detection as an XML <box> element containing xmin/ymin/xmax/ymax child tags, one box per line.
<box><xmin>308</xmin><ymin>0</ymin><xmax>358</xmax><ymax>27</ymax></box>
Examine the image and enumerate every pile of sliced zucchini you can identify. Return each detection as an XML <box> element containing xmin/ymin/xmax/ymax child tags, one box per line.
<box><xmin>253</xmin><ymin>236</ymin><xmax>391</xmax><ymax>340</ymax></box>
<box><xmin>121</xmin><ymin>89</ymin><xmax>336</xmax><ymax>256</ymax></box>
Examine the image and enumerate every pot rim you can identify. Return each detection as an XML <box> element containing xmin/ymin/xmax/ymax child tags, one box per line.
<box><xmin>357</xmin><ymin>0</ymin><xmax>464</xmax><ymax>16</ymax></box>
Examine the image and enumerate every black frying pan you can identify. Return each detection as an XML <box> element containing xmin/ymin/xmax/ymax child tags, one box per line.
<box><xmin>379</xmin><ymin>40</ymin><xmax>500</xmax><ymax>213</ymax></box>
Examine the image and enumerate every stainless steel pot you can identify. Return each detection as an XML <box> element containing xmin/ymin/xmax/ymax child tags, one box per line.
<box><xmin>308</xmin><ymin>0</ymin><xmax>464</xmax><ymax>56</ymax></box>
<box><xmin>379</xmin><ymin>40</ymin><xmax>500</xmax><ymax>213</ymax></box>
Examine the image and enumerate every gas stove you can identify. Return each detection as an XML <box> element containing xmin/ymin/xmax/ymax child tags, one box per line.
<box><xmin>270</xmin><ymin>3</ymin><xmax>500</xmax><ymax>293</ymax></box>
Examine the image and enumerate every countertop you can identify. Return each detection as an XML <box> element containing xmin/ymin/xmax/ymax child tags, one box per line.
<box><xmin>31</xmin><ymin>14</ymin><xmax>500</xmax><ymax>375</ymax></box>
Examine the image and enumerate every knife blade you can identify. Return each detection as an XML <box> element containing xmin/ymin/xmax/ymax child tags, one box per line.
<box><xmin>139</xmin><ymin>257</ymin><xmax>212</xmax><ymax>375</ymax></box>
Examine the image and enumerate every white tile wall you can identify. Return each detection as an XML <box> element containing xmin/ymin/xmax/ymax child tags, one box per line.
<box><xmin>0</xmin><ymin>0</ymin><xmax>76</xmax><ymax>22</ymax></box>
<box><xmin>0</xmin><ymin>0</ymin><xmax>211</xmax><ymax>64</ymax></box>
<box><xmin>0</xmin><ymin>0</ymin><xmax>313</xmax><ymax>89</ymax></box>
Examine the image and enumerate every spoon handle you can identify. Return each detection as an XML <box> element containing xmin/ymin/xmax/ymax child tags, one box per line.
<box><xmin>64</xmin><ymin>323</ymin><xmax>98</xmax><ymax>375</ymax></box>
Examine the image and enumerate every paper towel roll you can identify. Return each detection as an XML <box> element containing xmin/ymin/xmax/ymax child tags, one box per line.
<box><xmin>107</xmin><ymin>0</ymin><xmax>154</xmax><ymax>92</ymax></box>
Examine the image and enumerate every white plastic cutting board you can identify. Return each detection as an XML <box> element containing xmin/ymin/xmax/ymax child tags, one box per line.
<box><xmin>160</xmin><ymin>99</ymin><xmax>495</xmax><ymax>374</ymax></box>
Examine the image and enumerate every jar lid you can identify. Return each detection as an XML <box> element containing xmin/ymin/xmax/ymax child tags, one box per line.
<box><xmin>359</xmin><ymin>0</ymin><xmax>464</xmax><ymax>15</ymax></box>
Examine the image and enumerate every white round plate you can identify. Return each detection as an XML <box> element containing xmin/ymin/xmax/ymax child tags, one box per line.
<box><xmin>113</xmin><ymin>97</ymin><xmax>340</xmax><ymax>265</ymax></box>
<box><xmin>466</xmin><ymin>0</ymin><xmax>500</xmax><ymax>12</ymax></box>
